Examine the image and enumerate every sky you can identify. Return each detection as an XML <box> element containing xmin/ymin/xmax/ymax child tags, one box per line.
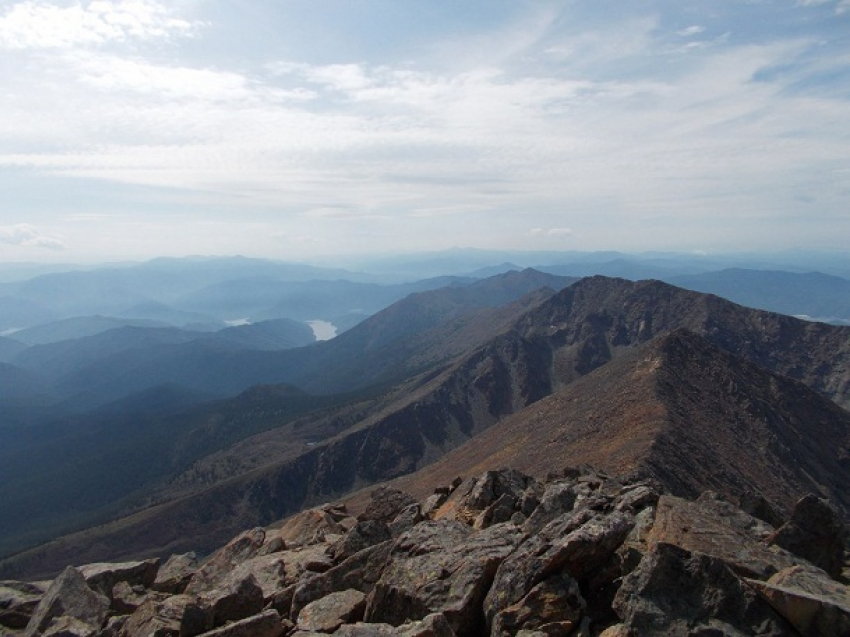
<box><xmin>0</xmin><ymin>0</ymin><xmax>849</xmax><ymax>263</ymax></box>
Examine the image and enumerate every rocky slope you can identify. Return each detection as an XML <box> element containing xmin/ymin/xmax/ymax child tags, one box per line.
<box><xmin>2</xmin><ymin>467</ymin><xmax>847</xmax><ymax>637</ymax></box>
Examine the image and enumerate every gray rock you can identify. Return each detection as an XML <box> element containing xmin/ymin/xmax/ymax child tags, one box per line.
<box><xmin>613</xmin><ymin>542</ymin><xmax>795</xmax><ymax>636</ymax></box>
<box><xmin>111</xmin><ymin>581</ymin><xmax>166</xmax><ymax>615</ymax></box>
<box><xmin>491</xmin><ymin>574</ymin><xmax>585</xmax><ymax>637</ymax></box>
<box><xmin>389</xmin><ymin>505</ymin><xmax>424</xmax><ymax>538</ymax></box>
<box><xmin>272</xmin><ymin>509</ymin><xmax>349</xmax><ymax>549</ymax></box>
<box><xmin>746</xmin><ymin>565</ymin><xmax>850</xmax><ymax>637</ymax></box>
<box><xmin>24</xmin><ymin>567</ymin><xmax>109</xmax><ymax>637</ymax></box>
<box><xmin>291</xmin><ymin>541</ymin><xmax>393</xmax><ymax>620</ymax></box>
<box><xmin>484</xmin><ymin>509</ymin><xmax>633</xmax><ymax>625</ymax></box>
<box><xmin>79</xmin><ymin>559</ymin><xmax>160</xmax><ymax>599</ymax></box>
<box><xmin>1</xmin><ymin>581</ymin><xmax>46</xmax><ymax>629</ymax></box>
<box><xmin>521</xmin><ymin>482</ymin><xmax>577</xmax><ymax>535</ymax></box>
<box><xmin>195</xmin><ymin>609</ymin><xmax>283</xmax><ymax>637</ymax></box>
<box><xmin>365</xmin><ymin>521</ymin><xmax>524</xmax><ymax>636</ymax></box>
<box><xmin>152</xmin><ymin>554</ymin><xmax>199</xmax><ymax>595</ymax></box>
<box><xmin>767</xmin><ymin>494</ymin><xmax>848</xmax><ymax>579</ymax></box>
<box><xmin>118</xmin><ymin>594</ymin><xmax>212</xmax><ymax>637</ymax></box>
<box><xmin>334</xmin><ymin>613</ymin><xmax>455</xmax><ymax>637</ymax></box>
<box><xmin>331</xmin><ymin>521</ymin><xmax>391</xmax><ymax>563</ymax></box>
<box><xmin>202</xmin><ymin>574</ymin><xmax>264</xmax><ymax>627</ymax></box>
<box><xmin>359</xmin><ymin>488</ymin><xmax>417</xmax><ymax>524</ymax></box>
<box><xmin>296</xmin><ymin>590</ymin><xmax>366</xmax><ymax>633</ymax></box>
<box><xmin>185</xmin><ymin>529</ymin><xmax>265</xmax><ymax>597</ymax></box>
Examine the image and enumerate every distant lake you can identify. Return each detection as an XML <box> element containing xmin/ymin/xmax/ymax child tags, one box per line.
<box><xmin>308</xmin><ymin>320</ymin><xmax>337</xmax><ymax>341</ymax></box>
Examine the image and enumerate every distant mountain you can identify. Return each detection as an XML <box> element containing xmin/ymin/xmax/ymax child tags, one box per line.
<box><xmin>0</xmin><ymin>335</ymin><xmax>26</xmax><ymax>362</ymax></box>
<box><xmin>208</xmin><ymin>318</ymin><xmax>315</xmax><ymax>351</ymax></box>
<box><xmin>668</xmin><ymin>268</ymin><xmax>850</xmax><ymax>322</ymax></box>
<box><xmin>10</xmin><ymin>315</ymin><xmax>170</xmax><ymax>346</ymax></box>
<box><xmin>0</xmin><ymin>362</ymin><xmax>57</xmax><ymax>428</ymax></box>
<box><xmin>5</xmin><ymin>275</ymin><xmax>848</xmax><ymax>573</ymax></box>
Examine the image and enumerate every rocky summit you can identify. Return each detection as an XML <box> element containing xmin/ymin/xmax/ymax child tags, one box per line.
<box><xmin>2</xmin><ymin>467</ymin><xmax>848</xmax><ymax>637</ymax></box>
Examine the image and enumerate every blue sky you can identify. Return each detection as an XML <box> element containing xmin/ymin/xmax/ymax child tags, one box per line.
<box><xmin>0</xmin><ymin>0</ymin><xmax>848</xmax><ymax>263</ymax></box>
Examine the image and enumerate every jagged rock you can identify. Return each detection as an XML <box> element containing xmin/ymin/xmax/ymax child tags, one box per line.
<box><xmin>271</xmin><ymin>508</ymin><xmax>350</xmax><ymax>549</ymax></box>
<box><xmin>613</xmin><ymin>483</ymin><xmax>659</xmax><ymax>514</ymax></box>
<box><xmin>746</xmin><ymin>565</ymin><xmax>850</xmax><ymax>636</ymax></box>
<box><xmin>365</xmin><ymin>521</ymin><xmax>524</xmax><ymax>636</ymax></box>
<box><xmin>491</xmin><ymin>574</ymin><xmax>585</xmax><ymax>637</ymax></box>
<box><xmin>152</xmin><ymin>553</ymin><xmax>199</xmax><ymax>594</ymax></box>
<box><xmin>521</xmin><ymin>482</ymin><xmax>577</xmax><ymax>535</ymax></box>
<box><xmin>202</xmin><ymin>574</ymin><xmax>264</xmax><ymax>627</ymax></box>
<box><xmin>359</xmin><ymin>488</ymin><xmax>417</xmax><ymax>524</ymax></box>
<box><xmin>389</xmin><ymin>505</ymin><xmax>424</xmax><ymax>538</ymax></box>
<box><xmin>647</xmin><ymin>495</ymin><xmax>797</xmax><ymax>579</ymax></box>
<box><xmin>118</xmin><ymin>594</ymin><xmax>212</xmax><ymax>637</ymax></box>
<box><xmin>258</xmin><ymin>537</ymin><xmax>287</xmax><ymax>556</ymax></box>
<box><xmin>296</xmin><ymin>590</ymin><xmax>366</xmax><ymax>633</ymax></box>
<box><xmin>437</xmin><ymin>471</ymin><xmax>539</xmax><ymax>527</ymax></box>
<box><xmin>767</xmin><ymin>494</ymin><xmax>848</xmax><ymax>579</ymax></box>
<box><xmin>484</xmin><ymin>509</ymin><xmax>633</xmax><ymax>626</ymax></box>
<box><xmin>420</xmin><ymin>494</ymin><xmax>448</xmax><ymax>520</ymax></box>
<box><xmin>334</xmin><ymin>613</ymin><xmax>455</xmax><ymax>637</ymax></box>
<box><xmin>195</xmin><ymin>609</ymin><xmax>283</xmax><ymax>637</ymax></box>
<box><xmin>291</xmin><ymin>541</ymin><xmax>393</xmax><ymax>620</ymax></box>
<box><xmin>473</xmin><ymin>494</ymin><xmax>518</xmax><ymax>530</ymax></box>
<box><xmin>101</xmin><ymin>614</ymin><xmax>129</xmax><ymax>637</ymax></box>
<box><xmin>1</xmin><ymin>581</ymin><xmax>46</xmax><ymax>629</ymax></box>
<box><xmin>24</xmin><ymin>567</ymin><xmax>109</xmax><ymax>637</ymax></box>
<box><xmin>597</xmin><ymin>625</ymin><xmax>630</xmax><ymax>637</ymax></box>
<box><xmin>79</xmin><ymin>559</ymin><xmax>160</xmax><ymax>599</ymax></box>
<box><xmin>331</xmin><ymin>521</ymin><xmax>392</xmax><ymax>563</ymax></box>
<box><xmin>111</xmin><ymin>581</ymin><xmax>166</xmax><ymax>615</ymax></box>
<box><xmin>613</xmin><ymin>542</ymin><xmax>795</xmax><ymax>636</ymax></box>
<box><xmin>185</xmin><ymin>529</ymin><xmax>265</xmax><ymax>596</ymax></box>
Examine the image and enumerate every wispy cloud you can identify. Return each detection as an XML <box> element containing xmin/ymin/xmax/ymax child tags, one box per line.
<box><xmin>0</xmin><ymin>223</ymin><xmax>65</xmax><ymax>250</ymax></box>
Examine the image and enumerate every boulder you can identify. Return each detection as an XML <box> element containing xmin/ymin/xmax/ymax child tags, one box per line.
<box><xmin>436</xmin><ymin>470</ymin><xmax>539</xmax><ymax>527</ymax></box>
<box><xmin>118</xmin><ymin>594</ymin><xmax>212</xmax><ymax>637</ymax></box>
<box><xmin>334</xmin><ymin>613</ymin><xmax>455</xmax><ymax>637</ymax></box>
<box><xmin>79</xmin><ymin>559</ymin><xmax>160</xmax><ymax>599</ymax></box>
<box><xmin>365</xmin><ymin>521</ymin><xmax>524</xmax><ymax>636</ymax></box>
<box><xmin>291</xmin><ymin>541</ymin><xmax>393</xmax><ymax>620</ymax></box>
<box><xmin>272</xmin><ymin>508</ymin><xmax>350</xmax><ymax>549</ymax></box>
<box><xmin>296</xmin><ymin>590</ymin><xmax>366</xmax><ymax>633</ymax></box>
<box><xmin>111</xmin><ymin>581</ymin><xmax>166</xmax><ymax>615</ymax></box>
<box><xmin>389</xmin><ymin>505</ymin><xmax>424</xmax><ymax>538</ymax></box>
<box><xmin>647</xmin><ymin>495</ymin><xmax>797</xmax><ymax>579</ymax></box>
<box><xmin>521</xmin><ymin>482</ymin><xmax>578</xmax><ymax>535</ymax></box>
<box><xmin>767</xmin><ymin>494</ymin><xmax>848</xmax><ymax>579</ymax></box>
<box><xmin>194</xmin><ymin>609</ymin><xmax>283</xmax><ymax>637</ymax></box>
<box><xmin>491</xmin><ymin>574</ymin><xmax>585</xmax><ymax>637</ymax></box>
<box><xmin>613</xmin><ymin>542</ymin><xmax>795</xmax><ymax>636</ymax></box>
<box><xmin>24</xmin><ymin>567</ymin><xmax>109</xmax><ymax>637</ymax></box>
<box><xmin>202</xmin><ymin>574</ymin><xmax>264</xmax><ymax>627</ymax></box>
<box><xmin>152</xmin><ymin>553</ymin><xmax>199</xmax><ymax>594</ymax></box>
<box><xmin>746</xmin><ymin>565</ymin><xmax>850</xmax><ymax>636</ymax></box>
<box><xmin>185</xmin><ymin>529</ymin><xmax>265</xmax><ymax>596</ymax></box>
<box><xmin>484</xmin><ymin>509</ymin><xmax>633</xmax><ymax>625</ymax></box>
<box><xmin>0</xmin><ymin>581</ymin><xmax>46</xmax><ymax>630</ymax></box>
<box><xmin>359</xmin><ymin>488</ymin><xmax>417</xmax><ymax>524</ymax></box>
<box><xmin>331</xmin><ymin>521</ymin><xmax>392</xmax><ymax>563</ymax></box>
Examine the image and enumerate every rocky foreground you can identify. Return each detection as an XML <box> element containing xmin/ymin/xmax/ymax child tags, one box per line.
<box><xmin>2</xmin><ymin>468</ymin><xmax>849</xmax><ymax>637</ymax></box>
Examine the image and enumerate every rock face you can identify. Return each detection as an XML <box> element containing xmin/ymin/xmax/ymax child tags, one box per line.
<box><xmin>4</xmin><ymin>467</ymin><xmax>849</xmax><ymax>637</ymax></box>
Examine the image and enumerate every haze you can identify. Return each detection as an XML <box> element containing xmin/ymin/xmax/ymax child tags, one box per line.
<box><xmin>1</xmin><ymin>0</ymin><xmax>849</xmax><ymax>264</ymax></box>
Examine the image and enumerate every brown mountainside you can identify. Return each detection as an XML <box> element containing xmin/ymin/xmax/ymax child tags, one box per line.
<box><xmin>387</xmin><ymin>329</ymin><xmax>850</xmax><ymax>521</ymax></box>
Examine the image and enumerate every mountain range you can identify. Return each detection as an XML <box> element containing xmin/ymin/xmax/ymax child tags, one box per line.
<box><xmin>1</xmin><ymin>268</ymin><xmax>848</xmax><ymax>582</ymax></box>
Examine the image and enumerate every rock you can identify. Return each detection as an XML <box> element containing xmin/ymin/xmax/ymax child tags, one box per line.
<box><xmin>389</xmin><ymin>505</ymin><xmax>424</xmax><ymax>538</ymax></box>
<box><xmin>597</xmin><ymin>625</ymin><xmax>631</xmax><ymax>637</ymax></box>
<box><xmin>111</xmin><ymin>581</ymin><xmax>166</xmax><ymax>615</ymax></box>
<box><xmin>79</xmin><ymin>559</ymin><xmax>160</xmax><ymax>599</ymax></box>
<box><xmin>420</xmin><ymin>494</ymin><xmax>448</xmax><ymax>520</ymax></box>
<box><xmin>24</xmin><ymin>567</ymin><xmax>109</xmax><ymax>637</ymax></box>
<box><xmin>613</xmin><ymin>542</ymin><xmax>795</xmax><ymax>636</ymax></box>
<box><xmin>272</xmin><ymin>509</ymin><xmax>349</xmax><ymax>548</ymax></box>
<box><xmin>0</xmin><ymin>581</ymin><xmax>46</xmax><ymax>630</ymax></box>
<box><xmin>152</xmin><ymin>553</ymin><xmax>199</xmax><ymax>595</ymax></box>
<box><xmin>473</xmin><ymin>494</ymin><xmax>518</xmax><ymax>530</ymax></box>
<box><xmin>202</xmin><ymin>574</ymin><xmax>264</xmax><ymax>627</ymax></box>
<box><xmin>118</xmin><ymin>594</ymin><xmax>212</xmax><ymax>637</ymax></box>
<box><xmin>647</xmin><ymin>495</ymin><xmax>797</xmax><ymax>579</ymax></box>
<box><xmin>291</xmin><ymin>541</ymin><xmax>393</xmax><ymax>620</ymax></box>
<box><xmin>194</xmin><ymin>609</ymin><xmax>283</xmax><ymax>637</ymax></box>
<box><xmin>484</xmin><ymin>509</ymin><xmax>633</xmax><ymax>625</ymax></box>
<box><xmin>436</xmin><ymin>470</ymin><xmax>538</xmax><ymax>527</ymax></box>
<box><xmin>185</xmin><ymin>529</ymin><xmax>265</xmax><ymax>596</ymax></box>
<box><xmin>491</xmin><ymin>574</ymin><xmax>585</xmax><ymax>637</ymax></box>
<box><xmin>746</xmin><ymin>565</ymin><xmax>850</xmax><ymax>637</ymax></box>
<box><xmin>331</xmin><ymin>521</ymin><xmax>392</xmax><ymax>563</ymax></box>
<box><xmin>365</xmin><ymin>521</ymin><xmax>524</xmax><ymax>636</ymax></box>
<box><xmin>521</xmin><ymin>482</ymin><xmax>577</xmax><ymax>535</ymax></box>
<box><xmin>334</xmin><ymin>613</ymin><xmax>455</xmax><ymax>637</ymax></box>
<box><xmin>296</xmin><ymin>590</ymin><xmax>366</xmax><ymax>633</ymax></box>
<box><xmin>767</xmin><ymin>494</ymin><xmax>848</xmax><ymax>579</ymax></box>
<box><xmin>359</xmin><ymin>488</ymin><xmax>417</xmax><ymax>524</ymax></box>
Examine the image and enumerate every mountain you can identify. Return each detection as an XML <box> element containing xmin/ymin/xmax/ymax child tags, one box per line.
<box><xmin>669</xmin><ymin>268</ymin><xmax>850</xmax><ymax>322</ymax></box>
<box><xmin>388</xmin><ymin>329</ymin><xmax>850</xmax><ymax>519</ymax></box>
<box><xmin>4</xmin><ymin>275</ymin><xmax>848</xmax><ymax>577</ymax></box>
<box><xmin>0</xmin><ymin>335</ymin><xmax>26</xmax><ymax>362</ymax></box>
<box><xmin>9</xmin><ymin>316</ymin><xmax>171</xmax><ymax>346</ymax></box>
<box><xmin>208</xmin><ymin>318</ymin><xmax>316</xmax><ymax>351</ymax></box>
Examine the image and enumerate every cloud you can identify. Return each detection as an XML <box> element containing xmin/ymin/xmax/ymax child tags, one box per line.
<box><xmin>530</xmin><ymin>227</ymin><xmax>573</xmax><ymax>238</ymax></box>
<box><xmin>0</xmin><ymin>223</ymin><xmax>65</xmax><ymax>249</ymax></box>
<box><xmin>677</xmin><ymin>26</ymin><xmax>705</xmax><ymax>37</ymax></box>
<box><xmin>0</xmin><ymin>0</ymin><xmax>199</xmax><ymax>49</ymax></box>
